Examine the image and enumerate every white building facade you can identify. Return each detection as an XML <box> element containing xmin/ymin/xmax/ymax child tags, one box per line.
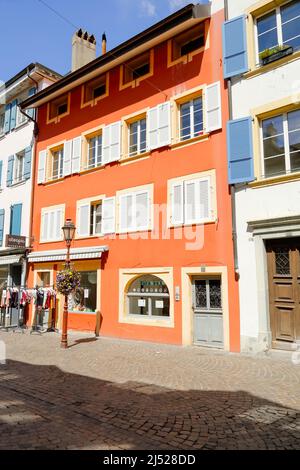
<box><xmin>224</xmin><ymin>0</ymin><xmax>300</xmax><ymax>352</ymax></box>
<box><xmin>0</xmin><ymin>64</ymin><xmax>61</xmax><ymax>289</ymax></box>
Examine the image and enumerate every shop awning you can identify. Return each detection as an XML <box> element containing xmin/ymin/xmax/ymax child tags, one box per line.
<box><xmin>0</xmin><ymin>255</ymin><xmax>23</xmax><ymax>266</ymax></box>
<box><xmin>27</xmin><ymin>246</ymin><xmax>109</xmax><ymax>263</ymax></box>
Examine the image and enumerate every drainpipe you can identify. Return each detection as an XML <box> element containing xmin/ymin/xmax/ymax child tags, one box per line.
<box><xmin>224</xmin><ymin>0</ymin><xmax>239</xmax><ymax>275</ymax></box>
<box><xmin>18</xmin><ymin>67</ymin><xmax>40</xmax><ymax>287</ymax></box>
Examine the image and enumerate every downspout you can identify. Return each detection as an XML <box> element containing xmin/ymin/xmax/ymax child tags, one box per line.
<box><xmin>18</xmin><ymin>67</ymin><xmax>40</xmax><ymax>288</ymax></box>
<box><xmin>224</xmin><ymin>0</ymin><xmax>239</xmax><ymax>275</ymax></box>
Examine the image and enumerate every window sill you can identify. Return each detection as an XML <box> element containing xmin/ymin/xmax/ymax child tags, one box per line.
<box><xmin>120</xmin><ymin>315</ymin><xmax>174</xmax><ymax>328</ymax></box>
<box><xmin>81</xmin><ymin>93</ymin><xmax>108</xmax><ymax>109</ymax></box>
<box><xmin>249</xmin><ymin>171</ymin><xmax>300</xmax><ymax>188</ymax></box>
<box><xmin>10</xmin><ymin>179</ymin><xmax>27</xmax><ymax>188</ymax></box>
<box><xmin>15</xmin><ymin>120</ymin><xmax>30</xmax><ymax>131</ymax></box>
<box><xmin>120</xmin><ymin>151</ymin><xmax>150</xmax><ymax>164</ymax></box>
<box><xmin>167</xmin><ymin>46</ymin><xmax>205</xmax><ymax>68</ymax></box>
<box><xmin>168</xmin><ymin>219</ymin><xmax>216</xmax><ymax>229</ymax></box>
<box><xmin>75</xmin><ymin>234</ymin><xmax>104</xmax><ymax>240</ymax></box>
<box><xmin>39</xmin><ymin>239</ymin><xmax>64</xmax><ymax>244</ymax></box>
<box><xmin>170</xmin><ymin>133</ymin><xmax>209</xmax><ymax>150</ymax></box>
<box><xmin>0</xmin><ymin>133</ymin><xmax>5</xmax><ymax>141</ymax></box>
<box><xmin>43</xmin><ymin>176</ymin><xmax>65</xmax><ymax>186</ymax></box>
<box><xmin>69</xmin><ymin>310</ymin><xmax>97</xmax><ymax>315</ymax></box>
<box><xmin>79</xmin><ymin>165</ymin><xmax>105</xmax><ymax>176</ymax></box>
<box><xmin>245</xmin><ymin>50</ymin><xmax>300</xmax><ymax>79</ymax></box>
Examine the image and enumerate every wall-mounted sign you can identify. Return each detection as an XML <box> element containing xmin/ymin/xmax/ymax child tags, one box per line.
<box><xmin>155</xmin><ymin>300</ymin><xmax>164</xmax><ymax>309</ymax></box>
<box><xmin>138</xmin><ymin>299</ymin><xmax>146</xmax><ymax>308</ymax></box>
<box><xmin>5</xmin><ymin>235</ymin><xmax>26</xmax><ymax>249</ymax></box>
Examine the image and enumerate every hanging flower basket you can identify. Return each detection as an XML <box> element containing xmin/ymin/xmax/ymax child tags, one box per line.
<box><xmin>56</xmin><ymin>265</ymin><xmax>81</xmax><ymax>296</ymax></box>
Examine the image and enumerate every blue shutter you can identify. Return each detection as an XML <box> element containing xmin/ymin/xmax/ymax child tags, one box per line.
<box><xmin>24</xmin><ymin>146</ymin><xmax>32</xmax><ymax>180</ymax></box>
<box><xmin>223</xmin><ymin>16</ymin><xmax>248</xmax><ymax>79</ymax></box>
<box><xmin>10</xmin><ymin>99</ymin><xmax>18</xmax><ymax>130</ymax></box>
<box><xmin>27</xmin><ymin>87</ymin><xmax>36</xmax><ymax>119</ymax></box>
<box><xmin>10</xmin><ymin>204</ymin><xmax>22</xmax><ymax>236</ymax></box>
<box><xmin>4</xmin><ymin>103</ymin><xmax>11</xmax><ymax>133</ymax></box>
<box><xmin>0</xmin><ymin>161</ymin><xmax>3</xmax><ymax>188</ymax></box>
<box><xmin>0</xmin><ymin>209</ymin><xmax>4</xmax><ymax>246</ymax></box>
<box><xmin>6</xmin><ymin>155</ymin><xmax>14</xmax><ymax>187</ymax></box>
<box><xmin>227</xmin><ymin>117</ymin><xmax>254</xmax><ymax>184</ymax></box>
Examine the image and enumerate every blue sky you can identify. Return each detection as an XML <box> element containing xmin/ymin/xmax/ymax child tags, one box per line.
<box><xmin>0</xmin><ymin>0</ymin><xmax>207</xmax><ymax>82</ymax></box>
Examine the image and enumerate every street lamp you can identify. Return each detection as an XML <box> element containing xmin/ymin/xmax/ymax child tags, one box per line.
<box><xmin>60</xmin><ymin>218</ymin><xmax>76</xmax><ymax>349</ymax></box>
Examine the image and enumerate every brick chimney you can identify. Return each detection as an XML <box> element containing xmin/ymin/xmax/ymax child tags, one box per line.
<box><xmin>72</xmin><ymin>29</ymin><xmax>96</xmax><ymax>72</ymax></box>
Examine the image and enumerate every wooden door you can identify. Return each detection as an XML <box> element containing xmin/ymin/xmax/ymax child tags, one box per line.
<box><xmin>266</xmin><ymin>238</ymin><xmax>300</xmax><ymax>350</ymax></box>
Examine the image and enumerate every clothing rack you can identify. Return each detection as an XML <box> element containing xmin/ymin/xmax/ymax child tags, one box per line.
<box><xmin>0</xmin><ymin>285</ymin><xmax>58</xmax><ymax>335</ymax></box>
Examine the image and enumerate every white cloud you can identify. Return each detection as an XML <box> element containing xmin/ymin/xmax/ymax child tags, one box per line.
<box><xmin>140</xmin><ymin>0</ymin><xmax>156</xmax><ymax>17</ymax></box>
<box><xmin>168</xmin><ymin>0</ymin><xmax>190</xmax><ymax>11</ymax></box>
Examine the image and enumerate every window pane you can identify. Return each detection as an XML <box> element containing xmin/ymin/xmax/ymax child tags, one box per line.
<box><xmin>129</xmin><ymin>297</ymin><xmax>149</xmax><ymax>315</ymax></box>
<box><xmin>151</xmin><ymin>297</ymin><xmax>170</xmax><ymax>317</ymax></box>
<box><xmin>195</xmin><ymin>280</ymin><xmax>207</xmax><ymax>309</ymax></box>
<box><xmin>289</xmin><ymin>129</ymin><xmax>300</xmax><ymax>171</ymax></box>
<box><xmin>281</xmin><ymin>0</ymin><xmax>300</xmax><ymax>24</ymax></box>
<box><xmin>263</xmin><ymin>134</ymin><xmax>285</xmax><ymax>158</ymax></box>
<box><xmin>140</xmin><ymin>119</ymin><xmax>147</xmax><ymax>153</ymax></box>
<box><xmin>262</xmin><ymin>115</ymin><xmax>284</xmax><ymax>138</ymax></box>
<box><xmin>94</xmin><ymin>204</ymin><xmax>102</xmax><ymax>234</ymax></box>
<box><xmin>180</xmin><ymin>102</ymin><xmax>191</xmax><ymax>140</ymax></box>
<box><xmin>88</xmin><ymin>138</ymin><xmax>96</xmax><ymax>167</ymax></box>
<box><xmin>274</xmin><ymin>247</ymin><xmax>290</xmax><ymax>275</ymax></box>
<box><xmin>264</xmin><ymin>155</ymin><xmax>286</xmax><ymax>176</ymax></box>
<box><xmin>96</xmin><ymin>136</ymin><xmax>102</xmax><ymax>165</ymax></box>
<box><xmin>257</xmin><ymin>11</ymin><xmax>277</xmax><ymax>35</ymax></box>
<box><xmin>257</xmin><ymin>11</ymin><xmax>278</xmax><ymax>53</ymax></box>
<box><xmin>282</xmin><ymin>17</ymin><xmax>300</xmax><ymax>48</ymax></box>
<box><xmin>193</xmin><ymin>98</ymin><xmax>203</xmax><ymax>135</ymax></box>
<box><xmin>209</xmin><ymin>280</ymin><xmax>222</xmax><ymax>309</ymax></box>
<box><xmin>129</xmin><ymin>122</ymin><xmax>138</xmax><ymax>155</ymax></box>
<box><xmin>288</xmin><ymin>110</ymin><xmax>300</xmax><ymax>131</ymax></box>
<box><xmin>69</xmin><ymin>271</ymin><xmax>97</xmax><ymax>313</ymax></box>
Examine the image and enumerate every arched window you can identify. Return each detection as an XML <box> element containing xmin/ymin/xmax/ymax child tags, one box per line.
<box><xmin>127</xmin><ymin>275</ymin><xmax>170</xmax><ymax>318</ymax></box>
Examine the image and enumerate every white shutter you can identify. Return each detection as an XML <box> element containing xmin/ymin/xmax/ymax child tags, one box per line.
<box><xmin>147</xmin><ymin>106</ymin><xmax>159</xmax><ymax>150</ymax></box>
<box><xmin>55</xmin><ymin>208</ymin><xmax>63</xmax><ymax>240</ymax></box>
<box><xmin>63</xmin><ymin>140</ymin><xmax>73</xmax><ymax>176</ymax></box>
<box><xmin>171</xmin><ymin>182</ymin><xmax>184</xmax><ymax>225</ymax></box>
<box><xmin>158</xmin><ymin>102</ymin><xmax>171</xmax><ymax>147</ymax></box>
<box><xmin>102</xmin><ymin>122</ymin><xmax>122</xmax><ymax>164</ymax></box>
<box><xmin>136</xmin><ymin>191</ymin><xmax>149</xmax><ymax>230</ymax></box>
<box><xmin>72</xmin><ymin>136</ymin><xmax>82</xmax><ymax>173</ymax></box>
<box><xmin>119</xmin><ymin>194</ymin><xmax>133</xmax><ymax>233</ymax></box>
<box><xmin>185</xmin><ymin>180</ymin><xmax>197</xmax><ymax>225</ymax></box>
<box><xmin>110</xmin><ymin>121</ymin><xmax>122</xmax><ymax>162</ymax></box>
<box><xmin>205</xmin><ymin>81</ymin><xmax>222</xmax><ymax>132</ymax></box>
<box><xmin>199</xmin><ymin>178</ymin><xmax>210</xmax><ymax>220</ymax></box>
<box><xmin>41</xmin><ymin>212</ymin><xmax>48</xmax><ymax>241</ymax></box>
<box><xmin>77</xmin><ymin>203</ymin><xmax>90</xmax><ymax>237</ymax></box>
<box><xmin>147</xmin><ymin>102</ymin><xmax>171</xmax><ymax>150</ymax></box>
<box><xmin>102</xmin><ymin>125</ymin><xmax>110</xmax><ymax>164</ymax></box>
<box><xmin>49</xmin><ymin>211</ymin><xmax>55</xmax><ymax>241</ymax></box>
<box><xmin>102</xmin><ymin>197</ymin><xmax>115</xmax><ymax>234</ymax></box>
<box><xmin>37</xmin><ymin>150</ymin><xmax>47</xmax><ymax>184</ymax></box>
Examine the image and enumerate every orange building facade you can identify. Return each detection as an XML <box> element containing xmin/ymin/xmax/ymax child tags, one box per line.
<box><xmin>22</xmin><ymin>3</ymin><xmax>240</xmax><ymax>351</ymax></box>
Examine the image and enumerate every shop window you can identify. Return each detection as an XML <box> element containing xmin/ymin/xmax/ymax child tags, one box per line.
<box><xmin>48</xmin><ymin>94</ymin><xmax>70</xmax><ymax>123</ymax></box>
<box><xmin>36</xmin><ymin>271</ymin><xmax>51</xmax><ymax>288</ymax></box>
<box><xmin>169</xmin><ymin>23</ymin><xmax>205</xmax><ymax>66</ymax></box>
<box><xmin>126</xmin><ymin>275</ymin><xmax>170</xmax><ymax>318</ymax></box>
<box><xmin>120</xmin><ymin>51</ymin><xmax>153</xmax><ymax>89</ymax></box>
<box><xmin>68</xmin><ymin>271</ymin><xmax>97</xmax><ymax>313</ymax></box>
<box><xmin>82</xmin><ymin>74</ymin><xmax>108</xmax><ymax>107</ymax></box>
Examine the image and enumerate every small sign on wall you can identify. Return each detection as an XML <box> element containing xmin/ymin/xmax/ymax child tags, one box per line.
<box><xmin>84</xmin><ymin>289</ymin><xmax>89</xmax><ymax>299</ymax></box>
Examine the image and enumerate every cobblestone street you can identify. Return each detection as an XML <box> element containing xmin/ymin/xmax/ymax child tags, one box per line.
<box><xmin>0</xmin><ymin>331</ymin><xmax>299</xmax><ymax>450</ymax></box>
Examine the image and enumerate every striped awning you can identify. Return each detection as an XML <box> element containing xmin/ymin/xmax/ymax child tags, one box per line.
<box><xmin>28</xmin><ymin>246</ymin><xmax>109</xmax><ymax>263</ymax></box>
<box><xmin>0</xmin><ymin>255</ymin><xmax>22</xmax><ymax>266</ymax></box>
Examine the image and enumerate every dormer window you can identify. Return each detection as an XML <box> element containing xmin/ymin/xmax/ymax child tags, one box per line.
<box><xmin>47</xmin><ymin>93</ymin><xmax>70</xmax><ymax>124</ymax></box>
<box><xmin>81</xmin><ymin>73</ymin><xmax>109</xmax><ymax>108</ymax></box>
<box><xmin>120</xmin><ymin>50</ymin><xmax>154</xmax><ymax>90</ymax></box>
<box><xmin>168</xmin><ymin>23</ymin><xmax>207</xmax><ymax>67</ymax></box>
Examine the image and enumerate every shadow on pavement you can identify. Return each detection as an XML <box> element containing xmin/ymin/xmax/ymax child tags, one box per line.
<box><xmin>0</xmin><ymin>359</ymin><xmax>299</xmax><ymax>450</ymax></box>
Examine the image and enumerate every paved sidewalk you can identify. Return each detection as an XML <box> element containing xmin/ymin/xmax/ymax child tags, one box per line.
<box><xmin>0</xmin><ymin>331</ymin><xmax>299</xmax><ymax>450</ymax></box>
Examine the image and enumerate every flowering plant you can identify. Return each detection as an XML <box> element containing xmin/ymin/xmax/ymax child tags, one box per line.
<box><xmin>56</xmin><ymin>265</ymin><xmax>81</xmax><ymax>295</ymax></box>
